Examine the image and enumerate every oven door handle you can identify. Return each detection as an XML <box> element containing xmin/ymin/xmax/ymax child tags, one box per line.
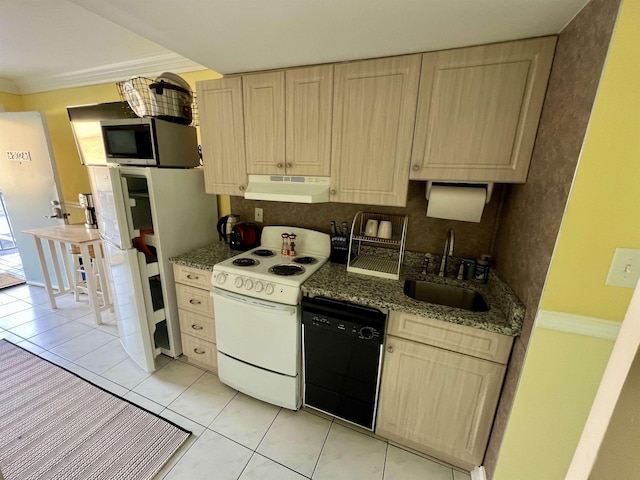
<box><xmin>212</xmin><ymin>287</ymin><xmax>298</xmax><ymax>315</ymax></box>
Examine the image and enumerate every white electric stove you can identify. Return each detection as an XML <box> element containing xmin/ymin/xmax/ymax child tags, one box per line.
<box><xmin>211</xmin><ymin>226</ymin><xmax>330</xmax><ymax>410</ymax></box>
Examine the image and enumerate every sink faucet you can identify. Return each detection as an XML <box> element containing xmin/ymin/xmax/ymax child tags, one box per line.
<box><xmin>438</xmin><ymin>228</ymin><xmax>455</xmax><ymax>277</ymax></box>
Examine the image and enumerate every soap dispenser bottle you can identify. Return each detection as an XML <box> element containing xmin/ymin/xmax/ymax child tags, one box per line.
<box><xmin>474</xmin><ymin>254</ymin><xmax>491</xmax><ymax>283</ymax></box>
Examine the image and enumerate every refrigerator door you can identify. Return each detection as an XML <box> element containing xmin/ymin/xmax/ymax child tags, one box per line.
<box><xmin>89</xmin><ymin>166</ymin><xmax>132</xmax><ymax>249</ymax></box>
<box><xmin>105</xmin><ymin>241</ymin><xmax>156</xmax><ymax>373</ymax></box>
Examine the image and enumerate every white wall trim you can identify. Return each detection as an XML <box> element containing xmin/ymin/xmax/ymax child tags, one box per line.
<box><xmin>537</xmin><ymin>309</ymin><xmax>621</xmax><ymax>340</ymax></box>
<box><xmin>470</xmin><ymin>465</ymin><xmax>487</xmax><ymax>480</ymax></box>
<box><xmin>12</xmin><ymin>53</ymin><xmax>205</xmax><ymax>95</ymax></box>
<box><xmin>0</xmin><ymin>78</ymin><xmax>20</xmax><ymax>95</ymax></box>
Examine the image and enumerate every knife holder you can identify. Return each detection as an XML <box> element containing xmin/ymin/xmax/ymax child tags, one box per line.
<box><xmin>330</xmin><ymin>236</ymin><xmax>349</xmax><ymax>264</ymax></box>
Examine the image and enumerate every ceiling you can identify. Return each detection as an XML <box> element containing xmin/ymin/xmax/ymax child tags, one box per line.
<box><xmin>1</xmin><ymin>0</ymin><xmax>590</xmax><ymax>95</ymax></box>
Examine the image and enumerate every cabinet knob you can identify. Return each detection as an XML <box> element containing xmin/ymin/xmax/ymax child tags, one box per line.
<box><xmin>186</xmin><ymin>274</ymin><xmax>199</xmax><ymax>280</ymax></box>
<box><xmin>412</xmin><ymin>164</ymin><xmax>420</xmax><ymax>171</ymax></box>
<box><xmin>239</xmin><ymin>185</ymin><xmax>245</xmax><ymax>191</ymax></box>
<box><xmin>189</xmin><ymin>299</ymin><xmax>201</xmax><ymax>305</ymax></box>
<box><xmin>276</xmin><ymin>163</ymin><xmax>284</xmax><ymax>169</ymax></box>
<box><xmin>191</xmin><ymin>324</ymin><xmax>204</xmax><ymax>330</ymax></box>
<box><xmin>286</xmin><ymin>162</ymin><xmax>293</xmax><ymax>168</ymax></box>
<box><xmin>330</xmin><ymin>189</ymin><xmax>336</xmax><ymax>196</ymax></box>
<box><xmin>387</xmin><ymin>346</ymin><xmax>394</xmax><ymax>353</ymax></box>
<box><xmin>193</xmin><ymin>348</ymin><xmax>206</xmax><ymax>355</ymax></box>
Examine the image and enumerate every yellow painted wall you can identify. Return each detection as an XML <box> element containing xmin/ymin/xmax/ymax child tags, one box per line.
<box><xmin>17</xmin><ymin>69</ymin><xmax>223</xmax><ymax>211</ymax></box>
<box><xmin>496</xmin><ymin>328</ymin><xmax>614</xmax><ymax>479</ymax></box>
<box><xmin>0</xmin><ymin>91</ymin><xmax>24</xmax><ymax>112</ymax></box>
<box><xmin>540</xmin><ymin>0</ymin><xmax>640</xmax><ymax>322</ymax></box>
<box><xmin>494</xmin><ymin>0</ymin><xmax>640</xmax><ymax>478</ymax></box>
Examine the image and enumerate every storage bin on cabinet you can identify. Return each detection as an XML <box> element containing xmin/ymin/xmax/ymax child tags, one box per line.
<box><xmin>376</xmin><ymin>311</ymin><xmax>513</xmax><ymax>470</ymax></box>
<box><xmin>173</xmin><ymin>264</ymin><xmax>217</xmax><ymax>371</ymax></box>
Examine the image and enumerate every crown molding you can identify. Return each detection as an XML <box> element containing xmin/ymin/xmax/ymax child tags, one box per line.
<box><xmin>12</xmin><ymin>52</ymin><xmax>206</xmax><ymax>95</ymax></box>
<box><xmin>0</xmin><ymin>78</ymin><xmax>20</xmax><ymax>95</ymax></box>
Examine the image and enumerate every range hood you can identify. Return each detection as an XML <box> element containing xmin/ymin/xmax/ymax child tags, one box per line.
<box><xmin>244</xmin><ymin>175</ymin><xmax>330</xmax><ymax>203</ymax></box>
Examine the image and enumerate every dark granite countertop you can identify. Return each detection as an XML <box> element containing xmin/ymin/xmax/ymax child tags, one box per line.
<box><xmin>169</xmin><ymin>241</ymin><xmax>237</xmax><ymax>271</ymax></box>
<box><xmin>301</xmin><ymin>252</ymin><xmax>524</xmax><ymax>337</ymax></box>
<box><xmin>169</xmin><ymin>243</ymin><xmax>524</xmax><ymax>337</ymax></box>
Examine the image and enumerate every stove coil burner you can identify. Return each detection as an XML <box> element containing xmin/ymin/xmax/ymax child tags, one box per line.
<box><xmin>232</xmin><ymin>258</ymin><xmax>259</xmax><ymax>267</ymax></box>
<box><xmin>252</xmin><ymin>249</ymin><xmax>276</xmax><ymax>257</ymax></box>
<box><xmin>293</xmin><ymin>256</ymin><xmax>317</xmax><ymax>265</ymax></box>
<box><xmin>269</xmin><ymin>264</ymin><xmax>306</xmax><ymax>276</ymax></box>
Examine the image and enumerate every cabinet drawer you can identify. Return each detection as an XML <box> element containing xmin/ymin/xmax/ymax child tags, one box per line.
<box><xmin>173</xmin><ymin>264</ymin><xmax>211</xmax><ymax>290</ymax></box>
<box><xmin>388</xmin><ymin>311</ymin><xmax>513</xmax><ymax>364</ymax></box>
<box><xmin>179</xmin><ymin>308</ymin><xmax>216</xmax><ymax>343</ymax></box>
<box><xmin>181</xmin><ymin>334</ymin><xmax>217</xmax><ymax>371</ymax></box>
<box><xmin>176</xmin><ymin>283</ymin><xmax>214</xmax><ymax>317</ymax></box>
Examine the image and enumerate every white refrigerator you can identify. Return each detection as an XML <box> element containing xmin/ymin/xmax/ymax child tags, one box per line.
<box><xmin>89</xmin><ymin>165</ymin><xmax>217</xmax><ymax>372</ymax></box>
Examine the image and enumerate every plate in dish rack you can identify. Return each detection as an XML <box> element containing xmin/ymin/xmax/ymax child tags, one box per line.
<box><xmin>122</xmin><ymin>80</ymin><xmax>157</xmax><ymax>117</ymax></box>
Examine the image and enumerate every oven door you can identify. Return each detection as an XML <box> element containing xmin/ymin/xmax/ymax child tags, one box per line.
<box><xmin>212</xmin><ymin>288</ymin><xmax>300</xmax><ymax>376</ymax></box>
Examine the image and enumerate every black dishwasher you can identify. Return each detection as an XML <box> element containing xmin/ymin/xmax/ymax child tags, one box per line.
<box><xmin>301</xmin><ymin>296</ymin><xmax>386</xmax><ymax>430</ymax></box>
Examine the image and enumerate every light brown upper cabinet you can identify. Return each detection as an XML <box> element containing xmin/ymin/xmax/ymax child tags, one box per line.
<box><xmin>331</xmin><ymin>55</ymin><xmax>421</xmax><ymax>206</ymax></box>
<box><xmin>286</xmin><ymin>65</ymin><xmax>333</xmax><ymax>176</ymax></box>
<box><xmin>410</xmin><ymin>37</ymin><xmax>556</xmax><ymax>183</ymax></box>
<box><xmin>243</xmin><ymin>66</ymin><xmax>333</xmax><ymax>177</ymax></box>
<box><xmin>196</xmin><ymin>77</ymin><xmax>248</xmax><ymax>195</ymax></box>
<box><xmin>243</xmin><ymin>71</ymin><xmax>286</xmax><ymax>175</ymax></box>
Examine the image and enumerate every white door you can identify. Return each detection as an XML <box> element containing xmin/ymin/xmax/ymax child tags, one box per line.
<box><xmin>105</xmin><ymin>241</ymin><xmax>156</xmax><ymax>372</ymax></box>
<box><xmin>88</xmin><ymin>166</ymin><xmax>131</xmax><ymax>249</ymax></box>
<box><xmin>0</xmin><ymin>112</ymin><xmax>68</xmax><ymax>284</ymax></box>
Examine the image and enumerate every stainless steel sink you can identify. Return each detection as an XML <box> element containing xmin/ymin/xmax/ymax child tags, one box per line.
<box><xmin>404</xmin><ymin>280</ymin><xmax>489</xmax><ymax>312</ymax></box>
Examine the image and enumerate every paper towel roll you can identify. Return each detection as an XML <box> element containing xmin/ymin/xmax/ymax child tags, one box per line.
<box><xmin>426</xmin><ymin>185</ymin><xmax>486</xmax><ymax>222</ymax></box>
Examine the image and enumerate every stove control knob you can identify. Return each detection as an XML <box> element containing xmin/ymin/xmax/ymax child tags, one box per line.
<box><xmin>244</xmin><ymin>279</ymin><xmax>254</xmax><ymax>290</ymax></box>
<box><xmin>254</xmin><ymin>281</ymin><xmax>264</xmax><ymax>293</ymax></box>
<box><xmin>234</xmin><ymin>277</ymin><xmax>244</xmax><ymax>288</ymax></box>
<box><xmin>265</xmin><ymin>283</ymin><xmax>275</xmax><ymax>295</ymax></box>
<box><xmin>215</xmin><ymin>273</ymin><xmax>227</xmax><ymax>284</ymax></box>
<box><xmin>359</xmin><ymin>327</ymin><xmax>375</xmax><ymax>339</ymax></box>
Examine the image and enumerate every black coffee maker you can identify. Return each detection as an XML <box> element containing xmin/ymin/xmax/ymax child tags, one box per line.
<box><xmin>78</xmin><ymin>193</ymin><xmax>97</xmax><ymax>229</ymax></box>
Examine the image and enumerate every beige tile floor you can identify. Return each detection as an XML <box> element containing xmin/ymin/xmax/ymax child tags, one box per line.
<box><xmin>0</xmin><ymin>284</ymin><xmax>473</xmax><ymax>480</ymax></box>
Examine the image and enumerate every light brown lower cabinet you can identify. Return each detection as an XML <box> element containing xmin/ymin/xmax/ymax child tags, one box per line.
<box><xmin>173</xmin><ymin>264</ymin><xmax>217</xmax><ymax>372</ymax></box>
<box><xmin>376</xmin><ymin>312</ymin><xmax>512</xmax><ymax>470</ymax></box>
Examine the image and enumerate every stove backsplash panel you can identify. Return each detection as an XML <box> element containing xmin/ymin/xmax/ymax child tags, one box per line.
<box><xmin>230</xmin><ymin>181</ymin><xmax>504</xmax><ymax>260</ymax></box>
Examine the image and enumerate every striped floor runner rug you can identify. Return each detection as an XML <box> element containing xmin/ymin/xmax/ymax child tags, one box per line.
<box><xmin>0</xmin><ymin>340</ymin><xmax>190</xmax><ymax>480</ymax></box>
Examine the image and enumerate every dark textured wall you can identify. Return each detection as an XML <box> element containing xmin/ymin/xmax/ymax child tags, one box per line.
<box><xmin>231</xmin><ymin>181</ymin><xmax>505</xmax><ymax>260</ymax></box>
<box><xmin>484</xmin><ymin>0</ymin><xmax>621</xmax><ymax>477</ymax></box>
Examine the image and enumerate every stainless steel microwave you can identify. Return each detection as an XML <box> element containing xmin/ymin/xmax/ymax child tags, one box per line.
<box><xmin>100</xmin><ymin>118</ymin><xmax>199</xmax><ymax>167</ymax></box>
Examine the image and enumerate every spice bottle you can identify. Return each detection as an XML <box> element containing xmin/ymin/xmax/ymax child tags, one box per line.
<box><xmin>281</xmin><ymin>233</ymin><xmax>290</xmax><ymax>255</ymax></box>
<box><xmin>474</xmin><ymin>254</ymin><xmax>491</xmax><ymax>283</ymax></box>
<box><xmin>288</xmin><ymin>233</ymin><xmax>297</xmax><ymax>256</ymax></box>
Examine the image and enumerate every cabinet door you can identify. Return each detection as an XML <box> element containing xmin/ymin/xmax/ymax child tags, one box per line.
<box><xmin>243</xmin><ymin>71</ymin><xmax>286</xmax><ymax>175</ymax></box>
<box><xmin>331</xmin><ymin>55</ymin><xmax>421</xmax><ymax>207</ymax></box>
<box><xmin>197</xmin><ymin>77</ymin><xmax>248</xmax><ymax>195</ymax></box>
<box><xmin>285</xmin><ymin>65</ymin><xmax>333</xmax><ymax>176</ymax></box>
<box><xmin>410</xmin><ymin>37</ymin><xmax>556</xmax><ymax>183</ymax></box>
<box><xmin>376</xmin><ymin>336</ymin><xmax>505</xmax><ymax>469</ymax></box>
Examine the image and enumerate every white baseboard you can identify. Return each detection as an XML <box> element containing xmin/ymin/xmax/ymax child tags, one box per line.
<box><xmin>471</xmin><ymin>465</ymin><xmax>487</xmax><ymax>480</ymax></box>
<box><xmin>536</xmin><ymin>310</ymin><xmax>621</xmax><ymax>340</ymax></box>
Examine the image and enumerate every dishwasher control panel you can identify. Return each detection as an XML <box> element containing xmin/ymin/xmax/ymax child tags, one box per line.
<box><xmin>308</xmin><ymin>314</ymin><xmax>382</xmax><ymax>341</ymax></box>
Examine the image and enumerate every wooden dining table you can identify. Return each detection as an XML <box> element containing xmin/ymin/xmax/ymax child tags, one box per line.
<box><xmin>22</xmin><ymin>225</ymin><xmax>112</xmax><ymax>325</ymax></box>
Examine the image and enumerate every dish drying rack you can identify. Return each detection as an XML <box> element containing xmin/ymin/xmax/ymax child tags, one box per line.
<box><xmin>347</xmin><ymin>212</ymin><xmax>408</xmax><ymax>280</ymax></box>
<box><xmin>116</xmin><ymin>76</ymin><xmax>199</xmax><ymax>126</ymax></box>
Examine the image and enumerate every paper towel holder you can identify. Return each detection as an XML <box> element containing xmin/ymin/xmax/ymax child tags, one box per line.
<box><xmin>426</xmin><ymin>181</ymin><xmax>494</xmax><ymax>204</ymax></box>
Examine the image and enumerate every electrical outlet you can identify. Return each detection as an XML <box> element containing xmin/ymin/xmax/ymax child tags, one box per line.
<box><xmin>254</xmin><ymin>207</ymin><xmax>263</xmax><ymax>223</ymax></box>
<box><xmin>606</xmin><ymin>248</ymin><xmax>640</xmax><ymax>288</ymax></box>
